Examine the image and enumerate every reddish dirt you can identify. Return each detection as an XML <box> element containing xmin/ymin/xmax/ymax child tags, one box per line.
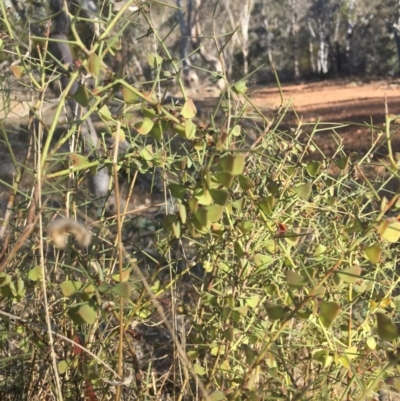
<box><xmin>250</xmin><ymin>79</ymin><xmax>400</xmax><ymax>156</ymax></box>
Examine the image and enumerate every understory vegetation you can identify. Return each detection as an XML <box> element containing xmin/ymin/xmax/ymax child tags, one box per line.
<box><xmin>1</xmin><ymin>1</ymin><xmax>400</xmax><ymax>401</ymax></box>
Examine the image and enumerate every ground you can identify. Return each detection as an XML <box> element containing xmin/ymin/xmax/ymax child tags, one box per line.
<box><xmin>249</xmin><ymin>78</ymin><xmax>400</xmax><ymax>156</ymax></box>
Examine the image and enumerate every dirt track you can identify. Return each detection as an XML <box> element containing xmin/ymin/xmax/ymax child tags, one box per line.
<box><xmin>250</xmin><ymin>79</ymin><xmax>400</xmax><ymax>155</ymax></box>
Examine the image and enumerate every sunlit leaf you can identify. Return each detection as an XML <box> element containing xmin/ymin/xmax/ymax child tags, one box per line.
<box><xmin>134</xmin><ymin>119</ymin><xmax>154</xmax><ymax>135</ymax></box>
<box><xmin>246</xmin><ymin>295</ymin><xmax>260</xmax><ymax>308</ymax></box>
<box><xmin>377</xmin><ymin>219</ymin><xmax>400</xmax><ymax>243</ymax></box>
<box><xmin>58</xmin><ymin>360</ymin><xmax>71</xmax><ymax>374</ymax></box>
<box><xmin>232</xmin><ymin>80</ymin><xmax>247</xmax><ymax>94</ymax></box>
<box><xmin>122</xmin><ymin>86</ymin><xmax>139</xmax><ymax>104</ymax></box>
<box><xmin>28</xmin><ymin>267</ymin><xmax>42</xmax><ymax>281</ymax></box>
<box><xmin>366</xmin><ymin>337</ymin><xmax>376</xmax><ymax>350</ymax></box>
<box><xmin>10</xmin><ymin>65</ymin><xmax>25</xmax><ymax>78</ymax></box>
<box><xmin>87</xmin><ymin>52</ymin><xmax>101</xmax><ymax>75</ymax></box>
<box><xmin>193</xmin><ymin>363</ymin><xmax>206</xmax><ymax>376</ymax></box>
<box><xmin>140</xmin><ymin>144</ymin><xmax>153</xmax><ymax>161</ymax></box>
<box><xmin>60</xmin><ymin>281</ymin><xmax>82</xmax><ymax>297</ymax></box>
<box><xmin>195</xmin><ymin>189</ymin><xmax>213</xmax><ymax>205</ymax></box>
<box><xmin>147</xmin><ymin>52</ymin><xmax>163</xmax><ymax>67</ymax></box>
<box><xmin>294</xmin><ymin>183</ymin><xmax>312</xmax><ymax>199</ymax></box>
<box><xmin>177</xmin><ymin>203</ymin><xmax>187</xmax><ymax>224</ymax></box>
<box><xmin>205</xmin><ymin>205</ymin><xmax>224</xmax><ymax>222</ymax></box>
<box><xmin>230</xmin><ymin>125</ymin><xmax>241</xmax><ymax>137</ymax></box>
<box><xmin>184</xmin><ymin>118</ymin><xmax>196</xmax><ymax>139</ymax></box>
<box><xmin>181</xmin><ymin>99</ymin><xmax>197</xmax><ymax>119</ymax></box>
<box><xmin>314</xmin><ymin>244</ymin><xmax>327</xmax><ymax>257</ymax></box>
<box><xmin>253</xmin><ymin>253</ymin><xmax>273</xmax><ymax>268</ymax></box>
<box><xmin>336</xmin><ymin>266</ymin><xmax>362</xmax><ymax>284</ymax></box>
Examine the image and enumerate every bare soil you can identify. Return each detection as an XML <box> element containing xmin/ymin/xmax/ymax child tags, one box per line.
<box><xmin>249</xmin><ymin>79</ymin><xmax>400</xmax><ymax>156</ymax></box>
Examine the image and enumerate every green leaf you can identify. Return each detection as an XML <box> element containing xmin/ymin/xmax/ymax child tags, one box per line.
<box><xmin>209</xmin><ymin>390</ymin><xmax>225</xmax><ymax>401</ymax></box>
<box><xmin>294</xmin><ymin>183</ymin><xmax>312</xmax><ymax>199</ymax></box>
<box><xmin>210</xmin><ymin>189</ymin><xmax>229</xmax><ymax>205</ymax></box>
<box><xmin>265</xmin><ymin>301</ymin><xmax>285</xmax><ymax>320</ymax></box>
<box><xmin>111</xmin><ymin>268</ymin><xmax>132</xmax><ymax>282</ymax></box>
<box><xmin>57</xmin><ymin>360</ymin><xmax>71</xmax><ymax>374</ymax></box>
<box><xmin>87</xmin><ymin>52</ymin><xmax>101</xmax><ymax>75</ymax></box>
<box><xmin>195</xmin><ymin>189</ymin><xmax>213</xmax><ymax>205</ymax></box>
<box><xmin>140</xmin><ymin>144</ymin><xmax>153</xmax><ymax>161</ymax></box>
<box><xmin>68</xmin><ymin>303</ymin><xmax>97</xmax><ymax>325</ymax></box>
<box><xmin>193</xmin><ymin>363</ymin><xmax>206</xmax><ymax>376</ymax></box>
<box><xmin>149</xmin><ymin>120</ymin><xmax>166</xmax><ymax>141</ymax></box>
<box><xmin>177</xmin><ymin>203</ymin><xmax>187</xmax><ymax>224</ymax></box>
<box><xmin>232</xmin><ymin>80</ymin><xmax>247</xmax><ymax>94</ymax></box>
<box><xmin>0</xmin><ymin>273</ymin><xmax>11</xmax><ymax>286</ymax></box>
<box><xmin>258</xmin><ymin>196</ymin><xmax>275</xmax><ymax>215</ymax></box>
<box><xmin>314</xmin><ymin>244</ymin><xmax>327</xmax><ymax>257</ymax></box>
<box><xmin>215</xmin><ymin>172</ymin><xmax>235</xmax><ymax>188</ymax></box>
<box><xmin>184</xmin><ymin>118</ymin><xmax>196</xmax><ymax>139</ymax></box>
<box><xmin>69</xmin><ymin>153</ymin><xmax>89</xmax><ymax>169</ymax></box>
<box><xmin>246</xmin><ymin>296</ymin><xmax>260</xmax><ymax>308</ymax></box>
<box><xmin>230</xmin><ymin>125</ymin><xmax>241</xmax><ymax>137</ymax></box>
<box><xmin>111</xmin><ymin>128</ymin><xmax>125</xmax><ymax>143</ymax></box>
<box><xmin>377</xmin><ymin>219</ymin><xmax>400</xmax><ymax>243</ymax></box>
<box><xmin>73</xmin><ymin>85</ymin><xmax>90</xmax><ymax>107</ymax></box>
<box><xmin>142</xmin><ymin>107</ymin><xmax>157</xmax><ymax>119</ymax></box>
<box><xmin>336</xmin><ymin>155</ymin><xmax>349</xmax><ymax>170</ymax></box>
<box><xmin>336</xmin><ymin>266</ymin><xmax>362</xmax><ymax>284</ymax></box>
<box><xmin>286</xmin><ymin>270</ymin><xmax>307</xmax><ymax>289</ymax></box>
<box><xmin>181</xmin><ymin>99</ymin><xmax>197</xmax><ymax>119</ymax></box>
<box><xmin>193</xmin><ymin>210</ymin><xmax>211</xmax><ymax>233</ymax></box>
<box><xmin>111</xmin><ymin>282</ymin><xmax>131</xmax><ymax>298</ymax></box>
<box><xmin>306</xmin><ymin>161</ymin><xmax>321</xmax><ymax>177</ymax></box>
<box><xmin>147</xmin><ymin>52</ymin><xmax>163</xmax><ymax>67</ymax></box>
<box><xmin>122</xmin><ymin>86</ymin><xmax>139</xmax><ymax>104</ymax></box>
<box><xmin>28</xmin><ymin>266</ymin><xmax>42</xmax><ymax>281</ymax></box>
<box><xmin>376</xmin><ymin>313</ymin><xmax>399</xmax><ymax>341</ymax></box>
<box><xmin>205</xmin><ymin>205</ymin><xmax>224</xmax><ymax>222</ymax></box>
<box><xmin>319</xmin><ymin>301</ymin><xmax>340</xmax><ymax>328</ymax></box>
<box><xmin>238</xmin><ymin>175</ymin><xmax>255</xmax><ymax>191</ymax></box>
<box><xmin>234</xmin><ymin>241</ymin><xmax>245</xmax><ymax>257</ymax></box>
<box><xmin>98</xmin><ymin>104</ymin><xmax>113</xmax><ymax>121</ymax></box>
<box><xmin>218</xmin><ymin>154</ymin><xmax>245</xmax><ymax>175</ymax></box>
<box><xmin>169</xmin><ymin>183</ymin><xmax>187</xmax><ymax>199</ymax></box>
<box><xmin>366</xmin><ymin>337</ymin><xmax>376</xmax><ymax>350</ymax></box>
<box><xmin>237</xmin><ymin>221</ymin><xmax>254</xmax><ymax>234</ymax></box>
<box><xmin>60</xmin><ymin>281</ymin><xmax>82</xmax><ymax>297</ymax></box>
<box><xmin>134</xmin><ymin>119</ymin><xmax>154</xmax><ymax>135</ymax></box>
<box><xmin>254</xmin><ymin>253</ymin><xmax>273</xmax><ymax>268</ymax></box>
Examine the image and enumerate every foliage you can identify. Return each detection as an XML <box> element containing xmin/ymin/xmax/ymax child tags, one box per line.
<box><xmin>1</xmin><ymin>1</ymin><xmax>400</xmax><ymax>401</ymax></box>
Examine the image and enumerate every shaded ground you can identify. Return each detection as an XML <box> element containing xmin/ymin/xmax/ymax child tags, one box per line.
<box><xmin>250</xmin><ymin>79</ymin><xmax>400</xmax><ymax>156</ymax></box>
